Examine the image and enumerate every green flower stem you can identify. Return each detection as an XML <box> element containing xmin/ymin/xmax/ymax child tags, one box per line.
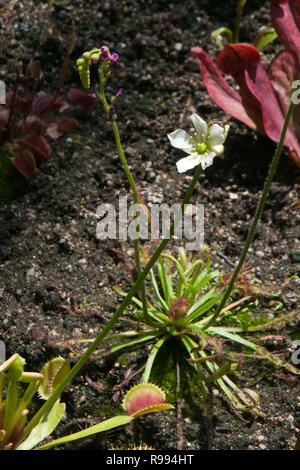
<box><xmin>234</xmin><ymin>0</ymin><xmax>247</xmax><ymax>43</ymax></box>
<box><xmin>98</xmin><ymin>68</ymin><xmax>153</xmax><ymax>327</ymax></box>
<box><xmin>204</xmin><ymin>98</ymin><xmax>295</xmax><ymax>330</ymax></box>
<box><xmin>24</xmin><ymin>164</ymin><xmax>203</xmax><ymax>442</ymax></box>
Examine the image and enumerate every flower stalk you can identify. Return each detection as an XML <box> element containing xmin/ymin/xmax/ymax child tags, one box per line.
<box><xmin>98</xmin><ymin>60</ymin><xmax>153</xmax><ymax>327</ymax></box>
<box><xmin>204</xmin><ymin>95</ymin><xmax>296</xmax><ymax>330</ymax></box>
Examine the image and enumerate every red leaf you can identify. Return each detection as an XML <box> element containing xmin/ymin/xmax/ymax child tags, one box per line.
<box><xmin>268</xmin><ymin>49</ymin><xmax>300</xmax><ymax>140</ymax></box>
<box><xmin>216</xmin><ymin>43</ymin><xmax>261</xmax><ymax>76</ymax></box>
<box><xmin>15</xmin><ymin>135</ymin><xmax>51</xmax><ymax>162</ymax></box>
<box><xmin>32</xmin><ymin>95</ymin><xmax>65</xmax><ymax>116</ymax></box>
<box><xmin>56</xmin><ymin>117</ymin><xmax>79</xmax><ymax>132</ymax></box>
<box><xmin>46</xmin><ymin>117</ymin><xmax>79</xmax><ymax>139</ymax></box>
<box><xmin>19</xmin><ymin>115</ymin><xmax>47</xmax><ymax>136</ymax></box>
<box><xmin>190</xmin><ymin>46</ymin><xmax>263</xmax><ymax>132</ymax></box>
<box><xmin>67</xmin><ymin>88</ymin><xmax>97</xmax><ymax>109</ymax></box>
<box><xmin>243</xmin><ymin>60</ymin><xmax>300</xmax><ymax>158</ymax></box>
<box><xmin>5</xmin><ymin>91</ymin><xmax>31</xmax><ymax>115</ymax></box>
<box><xmin>271</xmin><ymin>0</ymin><xmax>300</xmax><ymax>64</ymax></box>
<box><xmin>10</xmin><ymin>149</ymin><xmax>37</xmax><ymax>179</ymax></box>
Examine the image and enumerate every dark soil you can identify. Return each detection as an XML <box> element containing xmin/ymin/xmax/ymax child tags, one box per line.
<box><xmin>0</xmin><ymin>0</ymin><xmax>299</xmax><ymax>450</ymax></box>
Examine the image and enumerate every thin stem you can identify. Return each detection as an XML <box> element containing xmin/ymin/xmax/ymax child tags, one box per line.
<box><xmin>24</xmin><ymin>164</ymin><xmax>203</xmax><ymax>440</ymax></box>
<box><xmin>234</xmin><ymin>0</ymin><xmax>247</xmax><ymax>43</ymax></box>
<box><xmin>98</xmin><ymin>69</ymin><xmax>153</xmax><ymax>327</ymax></box>
<box><xmin>203</xmin><ymin>99</ymin><xmax>295</xmax><ymax>330</ymax></box>
<box><xmin>175</xmin><ymin>343</ymin><xmax>183</xmax><ymax>450</ymax></box>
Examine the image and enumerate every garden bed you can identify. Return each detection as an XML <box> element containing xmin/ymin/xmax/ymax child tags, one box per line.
<box><xmin>0</xmin><ymin>0</ymin><xmax>299</xmax><ymax>450</ymax></box>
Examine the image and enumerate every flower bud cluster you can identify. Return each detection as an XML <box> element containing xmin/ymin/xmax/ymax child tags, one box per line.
<box><xmin>76</xmin><ymin>46</ymin><xmax>119</xmax><ymax>89</ymax></box>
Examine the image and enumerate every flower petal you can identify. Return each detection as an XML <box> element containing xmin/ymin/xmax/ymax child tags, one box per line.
<box><xmin>167</xmin><ymin>129</ymin><xmax>194</xmax><ymax>150</ymax></box>
<box><xmin>190</xmin><ymin>114</ymin><xmax>207</xmax><ymax>141</ymax></box>
<box><xmin>211</xmin><ymin>144</ymin><xmax>224</xmax><ymax>155</ymax></box>
<box><xmin>201</xmin><ymin>151</ymin><xmax>216</xmax><ymax>169</ymax></box>
<box><xmin>207</xmin><ymin>123</ymin><xmax>228</xmax><ymax>147</ymax></box>
<box><xmin>176</xmin><ymin>153</ymin><xmax>201</xmax><ymax>173</ymax></box>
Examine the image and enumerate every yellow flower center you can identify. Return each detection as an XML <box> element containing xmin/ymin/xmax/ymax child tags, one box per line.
<box><xmin>197</xmin><ymin>142</ymin><xmax>207</xmax><ymax>154</ymax></box>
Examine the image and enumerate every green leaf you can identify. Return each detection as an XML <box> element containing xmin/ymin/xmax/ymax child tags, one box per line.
<box><xmin>142</xmin><ymin>336</ymin><xmax>168</xmax><ymax>383</ymax></box>
<box><xmin>211</xmin><ymin>27</ymin><xmax>233</xmax><ymax>46</ymax></box>
<box><xmin>35</xmin><ymin>414</ymin><xmax>132</xmax><ymax>450</ymax></box>
<box><xmin>16</xmin><ymin>400</ymin><xmax>66</xmax><ymax>450</ymax></box>
<box><xmin>110</xmin><ymin>331</ymin><xmax>160</xmax><ymax>353</ymax></box>
<box><xmin>187</xmin><ymin>290</ymin><xmax>223</xmax><ymax>322</ymax></box>
<box><xmin>254</xmin><ymin>27</ymin><xmax>278</xmax><ymax>51</ymax></box>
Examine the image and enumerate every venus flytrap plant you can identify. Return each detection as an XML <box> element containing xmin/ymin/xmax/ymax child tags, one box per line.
<box><xmin>0</xmin><ymin>354</ymin><xmax>69</xmax><ymax>450</ymax></box>
<box><xmin>102</xmin><ymin>98</ymin><xmax>300</xmax><ymax>420</ymax></box>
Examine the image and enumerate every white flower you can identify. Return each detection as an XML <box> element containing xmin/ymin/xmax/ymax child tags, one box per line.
<box><xmin>167</xmin><ymin>114</ymin><xmax>229</xmax><ymax>173</ymax></box>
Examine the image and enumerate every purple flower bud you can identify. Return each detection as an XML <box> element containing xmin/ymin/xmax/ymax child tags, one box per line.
<box><xmin>116</xmin><ymin>88</ymin><xmax>122</xmax><ymax>98</ymax></box>
<box><xmin>111</xmin><ymin>53</ymin><xmax>119</xmax><ymax>63</ymax></box>
<box><xmin>109</xmin><ymin>105</ymin><xmax>116</xmax><ymax>119</ymax></box>
<box><xmin>100</xmin><ymin>45</ymin><xmax>110</xmax><ymax>61</ymax></box>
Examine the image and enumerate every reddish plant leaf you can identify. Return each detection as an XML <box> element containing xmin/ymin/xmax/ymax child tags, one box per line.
<box><xmin>10</xmin><ymin>148</ymin><xmax>37</xmax><ymax>179</ymax></box>
<box><xmin>32</xmin><ymin>95</ymin><xmax>65</xmax><ymax>116</ymax></box>
<box><xmin>46</xmin><ymin>117</ymin><xmax>79</xmax><ymax>139</ymax></box>
<box><xmin>216</xmin><ymin>43</ymin><xmax>260</xmax><ymax>75</ymax></box>
<box><xmin>5</xmin><ymin>91</ymin><xmax>31</xmax><ymax>115</ymax></box>
<box><xmin>190</xmin><ymin>46</ymin><xmax>264</xmax><ymax>132</ymax></box>
<box><xmin>244</xmin><ymin>61</ymin><xmax>300</xmax><ymax>158</ymax></box>
<box><xmin>191</xmin><ymin>40</ymin><xmax>300</xmax><ymax>166</ymax></box>
<box><xmin>268</xmin><ymin>49</ymin><xmax>300</xmax><ymax>140</ymax></box>
<box><xmin>45</xmin><ymin>123</ymin><xmax>62</xmax><ymax>139</ymax></box>
<box><xmin>56</xmin><ymin>117</ymin><xmax>79</xmax><ymax>132</ymax></box>
<box><xmin>67</xmin><ymin>88</ymin><xmax>97</xmax><ymax>109</ymax></box>
<box><xmin>18</xmin><ymin>115</ymin><xmax>47</xmax><ymax>136</ymax></box>
<box><xmin>15</xmin><ymin>135</ymin><xmax>51</xmax><ymax>163</ymax></box>
<box><xmin>271</xmin><ymin>0</ymin><xmax>300</xmax><ymax>64</ymax></box>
